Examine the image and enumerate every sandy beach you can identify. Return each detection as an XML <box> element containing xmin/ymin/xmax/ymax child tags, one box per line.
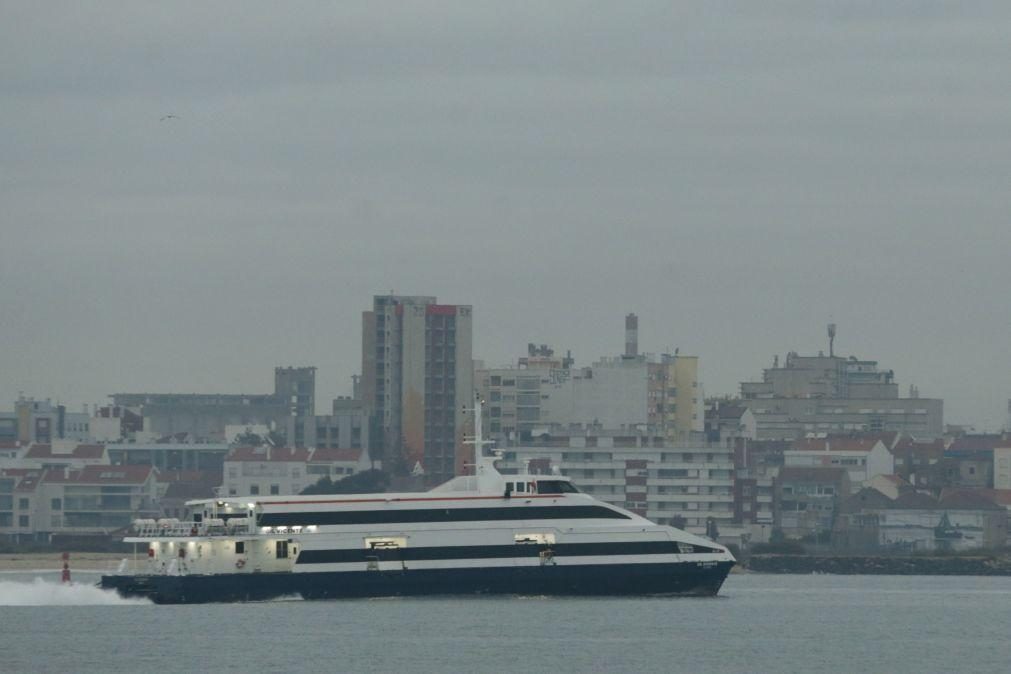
<box><xmin>0</xmin><ymin>553</ymin><xmax>128</xmax><ymax>572</ymax></box>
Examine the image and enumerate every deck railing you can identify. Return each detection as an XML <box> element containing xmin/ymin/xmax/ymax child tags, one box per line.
<box><xmin>131</xmin><ymin>518</ymin><xmax>254</xmax><ymax>537</ymax></box>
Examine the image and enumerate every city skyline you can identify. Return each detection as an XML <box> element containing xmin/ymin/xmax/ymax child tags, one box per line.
<box><xmin>1</xmin><ymin>307</ymin><xmax>1001</xmax><ymax>431</ymax></box>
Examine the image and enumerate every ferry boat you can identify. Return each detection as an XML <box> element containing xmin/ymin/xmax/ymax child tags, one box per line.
<box><xmin>101</xmin><ymin>400</ymin><xmax>735</xmax><ymax>603</ymax></box>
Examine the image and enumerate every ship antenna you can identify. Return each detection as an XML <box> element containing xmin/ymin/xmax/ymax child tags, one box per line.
<box><xmin>462</xmin><ymin>392</ymin><xmax>497</xmax><ymax>478</ymax></box>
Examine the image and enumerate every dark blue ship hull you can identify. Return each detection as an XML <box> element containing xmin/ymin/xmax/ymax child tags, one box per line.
<box><xmin>101</xmin><ymin>561</ymin><xmax>734</xmax><ymax>604</ymax></box>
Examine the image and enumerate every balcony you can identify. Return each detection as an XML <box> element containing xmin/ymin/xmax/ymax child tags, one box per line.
<box><xmin>645</xmin><ymin>494</ymin><xmax>735</xmax><ymax>503</ymax></box>
<box><xmin>569</xmin><ymin>478</ymin><xmax>625</xmax><ymax>486</ymax></box>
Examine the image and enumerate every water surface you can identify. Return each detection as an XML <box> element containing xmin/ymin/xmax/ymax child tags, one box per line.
<box><xmin>1</xmin><ymin>571</ymin><xmax>1008</xmax><ymax>673</ymax></box>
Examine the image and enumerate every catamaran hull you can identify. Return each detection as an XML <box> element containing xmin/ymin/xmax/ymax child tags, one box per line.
<box><xmin>101</xmin><ymin>560</ymin><xmax>734</xmax><ymax>604</ymax></box>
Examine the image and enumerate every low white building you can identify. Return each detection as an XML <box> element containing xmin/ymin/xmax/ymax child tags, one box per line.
<box><xmin>783</xmin><ymin>437</ymin><xmax>894</xmax><ymax>493</ymax></box>
<box><xmin>222</xmin><ymin>446</ymin><xmax>373</xmax><ymax>497</ymax></box>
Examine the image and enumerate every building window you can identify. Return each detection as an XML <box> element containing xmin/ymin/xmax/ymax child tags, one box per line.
<box><xmin>51</xmin><ymin>498</ymin><xmax>62</xmax><ymax>511</ymax></box>
<box><xmin>18</xmin><ymin>498</ymin><xmax>29</xmax><ymax>510</ymax></box>
<box><xmin>250</xmin><ymin>485</ymin><xmax>260</xmax><ymax>495</ymax></box>
<box><xmin>270</xmin><ymin>485</ymin><xmax>280</xmax><ymax>495</ymax></box>
<box><xmin>19</xmin><ymin>515</ymin><xmax>29</xmax><ymax>528</ymax></box>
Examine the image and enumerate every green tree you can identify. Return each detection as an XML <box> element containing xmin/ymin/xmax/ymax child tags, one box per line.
<box><xmin>300</xmin><ymin>469</ymin><xmax>390</xmax><ymax>495</ymax></box>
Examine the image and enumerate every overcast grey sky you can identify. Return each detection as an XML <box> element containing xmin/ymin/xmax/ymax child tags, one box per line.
<box><xmin>2</xmin><ymin>2</ymin><xmax>1009</xmax><ymax>429</ymax></box>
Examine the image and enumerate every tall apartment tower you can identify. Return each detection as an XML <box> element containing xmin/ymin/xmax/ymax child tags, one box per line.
<box><xmin>274</xmin><ymin>366</ymin><xmax>317</xmax><ymax>448</ymax></box>
<box><xmin>624</xmin><ymin>313</ymin><xmax>638</xmax><ymax>359</ymax></box>
<box><xmin>274</xmin><ymin>366</ymin><xmax>316</xmax><ymax>418</ymax></box>
<box><xmin>361</xmin><ymin>295</ymin><xmax>473</xmax><ymax>483</ymax></box>
<box><xmin>647</xmin><ymin>354</ymin><xmax>703</xmax><ymax>440</ymax></box>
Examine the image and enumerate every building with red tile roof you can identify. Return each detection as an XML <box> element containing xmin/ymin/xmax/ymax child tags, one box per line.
<box><xmin>1</xmin><ymin>462</ymin><xmax>159</xmax><ymax>540</ymax></box>
<box><xmin>23</xmin><ymin>443</ymin><xmax>107</xmax><ymax>462</ymax></box>
<box><xmin>834</xmin><ymin>483</ymin><xmax>1008</xmax><ymax>552</ymax></box>
<box><xmin>221</xmin><ymin>445</ymin><xmax>374</xmax><ymax>498</ymax></box>
<box><xmin>947</xmin><ymin>433</ymin><xmax>1011</xmax><ymax>456</ymax></box>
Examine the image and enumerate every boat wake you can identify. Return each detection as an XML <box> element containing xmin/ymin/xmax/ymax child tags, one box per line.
<box><xmin>0</xmin><ymin>577</ymin><xmax>151</xmax><ymax>606</ymax></box>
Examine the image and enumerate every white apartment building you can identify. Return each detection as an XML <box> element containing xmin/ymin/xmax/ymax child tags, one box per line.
<box><xmin>477</xmin><ymin>354</ymin><xmax>703</xmax><ymax>443</ymax></box>
<box><xmin>1</xmin><ymin>464</ymin><xmax>159</xmax><ymax>540</ymax></box>
<box><xmin>496</xmin><ymin>430</ymin><xmax>740</xmax><ymax>543</ymax></box>
<box><xmin>783</xmin><ymin>438</ymin><xmax>894</xmax><ymax>493</ymax></box>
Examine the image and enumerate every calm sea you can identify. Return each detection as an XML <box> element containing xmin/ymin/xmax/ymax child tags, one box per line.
<box><xmin>1</xmin><ymin>570</ymin><xmax>1009</xmax><ymax>673</ymax></box>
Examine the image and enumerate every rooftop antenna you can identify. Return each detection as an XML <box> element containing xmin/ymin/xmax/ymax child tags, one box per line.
<box><xmin>827</xmin><ymin>323</ymin><xmax>837</xmax><ymax>358</ymax></box>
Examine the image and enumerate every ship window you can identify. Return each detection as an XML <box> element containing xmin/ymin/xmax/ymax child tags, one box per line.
<box><xmin>535</xmin><ymin>480</ymin><xmax>579</xmax><ymax>494</ymax></box>
<box><xmin>514</xmin><ymin>482</ymin><xmax>526</xmax><ymax>493</ymax></box>
<box><xmin>235</xmin><ymin>541</ymin><xmax>245</xmax><ymax>554</ymax></box>
<box><xmin>276</xmin><ymin>541</ymin><xmax>289</xmax><ymax>559</ymax></box>
<box><xmin>365</xmin><ymin>536</ymin><xmax>407</xmax><ymax>549</ymax></box>
<box><xmin>515</xmin><ymin>533</ymin><xmax>555</xmax><ymax>545</ymax></box>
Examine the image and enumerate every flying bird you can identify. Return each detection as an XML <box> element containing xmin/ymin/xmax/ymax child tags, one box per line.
<box><xmin>160</xmin><ymin>114</ymin><xmax>180</xmax><ymax>121</ymax></box>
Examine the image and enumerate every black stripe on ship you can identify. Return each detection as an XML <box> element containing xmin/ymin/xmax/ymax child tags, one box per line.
<box><xmin>297</xmin><ymin>540</ymin><xmax>723</xmax><ymax>564</ymax></box>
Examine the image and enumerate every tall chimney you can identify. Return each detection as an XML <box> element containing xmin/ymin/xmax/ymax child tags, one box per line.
<box><xmin>625</xmin><ymin>313</ymin><xmax>638</xmax><ymax>358</ymax></box>
<box><xmin>827</xmin><ymin>323</ymin><xmax>837</xmax><ymax>358</ymax></box>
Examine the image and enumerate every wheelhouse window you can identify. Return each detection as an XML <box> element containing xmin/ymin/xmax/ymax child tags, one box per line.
<box><xmin>535</xmin><ymin>480</ymin><xmax>579</xmax><ymax>494</ymax></box>
<box><xmin>235</xmin><ymin>541</ymin><xmax>245</xmax><ymax>554</ymax></box>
